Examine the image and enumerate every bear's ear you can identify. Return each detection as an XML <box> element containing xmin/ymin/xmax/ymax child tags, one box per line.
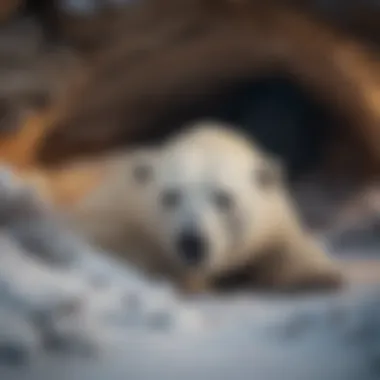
<box><xmin>130</xmin><ymin>150</ymin><xmax>157</xmax><ymax>185</ymax></box>
<box><xmin>254</xmin><ymin>156</ymin><xmax>285</xmax><ymax>189</ymax></box>
<box><xmin>132</xmin><ymin>162</ymin><xmax>154</xmax><ymax>184</ymax></box>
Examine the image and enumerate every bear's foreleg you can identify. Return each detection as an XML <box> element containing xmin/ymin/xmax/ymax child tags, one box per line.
<box><xmin>252</xmin><ymin>235</ymin><xmax>345</xmax><ymax>293</ymax></box>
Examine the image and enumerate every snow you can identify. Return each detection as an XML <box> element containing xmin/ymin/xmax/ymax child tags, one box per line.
<box><xmin>0</xmin><ymin>166</ymin><xmax>378</xmax><ymax>380</ymax></box>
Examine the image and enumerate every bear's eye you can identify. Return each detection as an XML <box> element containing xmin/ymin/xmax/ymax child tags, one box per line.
<box><xmin>133</xmin><ymin>163</ymin><xmax>153</xmax><ymax>184</ymax></box>
<box><xmin>213</xmin><ymin>190</ymin><xmax>234</xmax><ymax>212</ymax></box>
<box><xmin>161</xmin><ymin>189</ymin><xmax>182</xmax><ymax>209</ymax></box>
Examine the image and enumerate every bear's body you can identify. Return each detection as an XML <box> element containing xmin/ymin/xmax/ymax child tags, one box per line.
<box><xmin>66</xmin><ymin>120</ymin><xmax>344</xmax><ymax>293</ymax></box>
<box><xmin>63</xmin><ymin>148</ymin><xmax>168</xmax><ymax>276</ymax></box>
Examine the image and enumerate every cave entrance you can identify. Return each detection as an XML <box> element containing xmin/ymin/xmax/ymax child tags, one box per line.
<box><xmin>141</xmin><ymin>74</ymin><xmax>368</xmax><ymax>231</ymax></box>
<box><xmin>146</xmin><ymin>75</ymin><xmax>339</xmax><ymax>182</ymax></box>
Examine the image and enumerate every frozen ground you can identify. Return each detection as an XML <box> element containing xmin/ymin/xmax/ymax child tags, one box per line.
<box><xmin>0</xmin><ymin>166</ymin><xmax>378</xmax><ymax>380</ymax></box>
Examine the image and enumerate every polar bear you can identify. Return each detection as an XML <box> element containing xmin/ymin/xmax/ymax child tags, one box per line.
<box><xmin>67</xmin><ymin>120</ymin><xmax>344</xmax><ymax>293</ymax></box>
<box><xmin>133</xmin><ymin>120</ymin><xmax>344</xmax><ymax>293</ymax></box>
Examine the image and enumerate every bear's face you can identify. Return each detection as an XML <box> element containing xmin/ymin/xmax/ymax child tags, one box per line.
<box><xmin>137</xmin><ymin>132</ymin><xmax>285</xmax><ymax>277</ymax></box>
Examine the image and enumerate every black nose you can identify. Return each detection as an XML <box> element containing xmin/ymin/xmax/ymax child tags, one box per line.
<box><xmin>176</xmin><ymin>229</ymin><xmax>206</xmax><ymax>266</ymax></box>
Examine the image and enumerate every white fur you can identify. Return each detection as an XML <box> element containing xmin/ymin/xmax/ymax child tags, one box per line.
<box><xmin>68</xmin><ymin>120</ymin><xmax>343</xmax><ymax>292</ymax></box>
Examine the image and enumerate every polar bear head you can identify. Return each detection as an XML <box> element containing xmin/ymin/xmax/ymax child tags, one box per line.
<box><xmin>136</xmin><ymin>120</ymin><xmax>290</xmax><ymax>277</ymax></box>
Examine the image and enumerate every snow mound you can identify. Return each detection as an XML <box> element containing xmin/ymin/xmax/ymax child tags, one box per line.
<box><xmin>0</xmin><ymin>166</ymin><xmax>378</xmax><ymax>380</ymax></box>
